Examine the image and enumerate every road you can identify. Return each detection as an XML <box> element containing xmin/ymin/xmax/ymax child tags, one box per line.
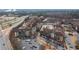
<box><xmin>17</xmin><ymin>38</ymin><xmax>40</xmax><ymax>50</ymax></box>
<box><xmin>36</xmin><ymin>36</ymin><xmax>55</xmax><ymax>50</ymax></box>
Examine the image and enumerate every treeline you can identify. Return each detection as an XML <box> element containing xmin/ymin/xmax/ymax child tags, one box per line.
<box><xmin>0</xmin><ymin>10</ymin><xmax>79</xmax><ymax>19</ymax></box>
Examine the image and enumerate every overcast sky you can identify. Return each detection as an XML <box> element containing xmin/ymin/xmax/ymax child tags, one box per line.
<box><xmin>0</xmin><ymin>0</ymin><xmax>79</xmax><ymax>9</ymax></box>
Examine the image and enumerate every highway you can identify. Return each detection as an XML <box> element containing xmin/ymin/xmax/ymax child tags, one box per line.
<box><xmin>0</xmin><ymin>16</ymin><xmax>27</xmax><ymax>50</ymax></box>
